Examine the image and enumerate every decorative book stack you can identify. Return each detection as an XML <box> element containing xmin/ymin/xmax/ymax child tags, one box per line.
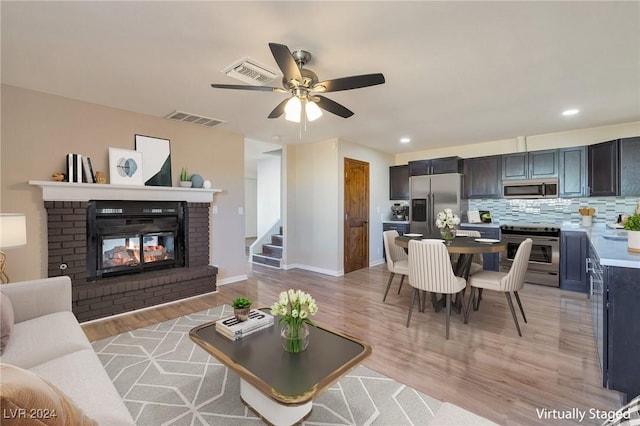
<box><xmin>216</xmin><ymin>309</ymin><xmax>274</xmax><ymax>341</ymax></box>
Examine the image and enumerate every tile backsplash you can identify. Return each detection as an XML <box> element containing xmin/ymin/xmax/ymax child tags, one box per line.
<box><xmin>464</xmin><ymin>196</ymin><xmax>640</xmax><ymax>225</ymax></box>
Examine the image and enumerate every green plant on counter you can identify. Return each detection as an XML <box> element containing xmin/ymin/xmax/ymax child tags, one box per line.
<box><xmin>180</xmin><ymin>167</ymin><xmax>190</xmax><ymax>181</ymax></box>
<box><xmin>624</xmin><ymin>213</ymin><xmax>640</xmax><ymax>231</ymax></box>
<box><xmin>231</xmin><ymin>296</ymin><xmax>252</xmax><ymax>309</ymax></box>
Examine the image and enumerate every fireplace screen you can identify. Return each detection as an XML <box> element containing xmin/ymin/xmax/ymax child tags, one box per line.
<box><xmin>102</xmin><ymin>233</ymin><xmax>175</xmax><ymax>270</ymax></box>
<box><xmin>87</xmin><ymin>200</ymin><xmax>186</xmax><ymax>280</ymax></box>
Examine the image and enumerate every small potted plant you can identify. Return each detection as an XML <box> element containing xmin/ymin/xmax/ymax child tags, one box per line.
<box><xmin>231</xmin><ymin>296</ymin><xmax>252</xmax><ymax>321</ymax></box>
<box><xmin>179</xmin><ymin>167</ymin><xmax>192</xmax><ymax>188</ymax></box>
<box><xmin>624</xmin><ymin>212</ymin><xmax>640</xmax><ymax>253</ymax></box>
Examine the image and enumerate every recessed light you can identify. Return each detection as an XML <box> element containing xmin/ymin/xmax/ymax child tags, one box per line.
<box><xmin>400</xmin><ymin>137</ymin><xmax>411</xmax><ymax>143</ymax></box>
<box><xmin>562</xmin><ymin>109</ymin><xmax>579</xmax><ymax>116</ymax></box>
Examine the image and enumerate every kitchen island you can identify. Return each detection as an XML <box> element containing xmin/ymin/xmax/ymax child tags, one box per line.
<box><xmin>561</xmin><ymin>222</ymin><xmax>640</xmax><ymax>403</ymax></box>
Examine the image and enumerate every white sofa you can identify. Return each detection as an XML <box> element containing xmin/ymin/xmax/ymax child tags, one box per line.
<box><xmin>0</xmin><ymin>276</ymin><xmax>134</xmax><ymax>425</ymax></box>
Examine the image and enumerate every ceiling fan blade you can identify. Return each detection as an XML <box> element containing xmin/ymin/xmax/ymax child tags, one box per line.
<box><xmin>211</xmin><ymin>83</ymin><xmax>285</xmax><ymax>92</ymax></box>
<box><xmin>269</xmin><ymin>43</ymin><xmax>302</xmax><ymax>83</ymax></box>
<box><xmin>314</xmin><ymin>95</ymin><xmax>354</xmax><ymax>118</ymax></box>
<box><xmin>268</xmin><ymin>98</ymin><xmax>289</xmax><ymax>119</ymax></box>
<box><xmin>313</xmin><ymin>73</ymin><xmax>385</xmax><ymax>93</ymax></box>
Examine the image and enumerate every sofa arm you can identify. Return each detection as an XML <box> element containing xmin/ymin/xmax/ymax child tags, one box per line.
<box><xmin>1</xmin><ymin>276</ymin><xmax>72</xmax><ymax>323</ymax></box>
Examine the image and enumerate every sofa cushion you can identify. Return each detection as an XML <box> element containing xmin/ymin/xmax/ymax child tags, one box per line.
<box><xmin>0</xmin><ymin>312</ymin><xmax>92</xmax><ymax>369</ymax></box>
<box><xmin>30</xmin><ymin>349</ymin><xmax>135</xmax><ymax>425</ymax></box>
<box><xmin>0</xmin><ymin>290</ymin><xmax>14</xmax><ymax>354</ymax></box>
<box><xmin>0</xmin><ymin>363</ymin><xmax>98</xmax><ymax>426</ymax></box>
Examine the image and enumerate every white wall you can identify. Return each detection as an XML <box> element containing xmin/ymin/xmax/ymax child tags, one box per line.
<box><xmin>244</xmin><ymin>178</ymin><xmax>257</xmax><ymax>237</ymax></box>
<box><xmin>395</xmin><ymin>121</ymin><xmax>640</xmax><ymax>164</ymax></box>
<box><xmin>1</xmin><ymin>85</ymin><xmax>247</xmax><ymax>283</ymax></box>
<box><xmin>284</xmin><ymin>138</ymin><xmax>392</xmax><ymax>276</ymax></box>
<box><xmin>285</xmin><ymin>139</ymin><xmax>340</xmax><ymax>274</ymax></box>
<box><xmin>256</xmin><ymin>153</ymin><xmax>281</xmax><ymax>237</ymax></box>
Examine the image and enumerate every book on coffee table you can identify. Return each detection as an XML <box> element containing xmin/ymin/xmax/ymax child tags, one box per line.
<box><xmin>216</xmin><ymin>309</ymin><xmax>275</xmax><ymax>340</ymax></box>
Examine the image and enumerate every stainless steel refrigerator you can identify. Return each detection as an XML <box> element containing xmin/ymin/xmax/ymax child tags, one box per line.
<box><xmin>410</xmin><ymin>173</ymin><xmax>462</xmax><ymax>235</ymax></box>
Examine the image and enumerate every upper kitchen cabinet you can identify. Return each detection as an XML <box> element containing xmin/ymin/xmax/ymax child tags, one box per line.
<box><xmin>389</xmin><ymin>165</ymin><xmax>409</xmax><ymax>200</ymax></box>
<box><xmin>408</xmin><ymin>156</ymin><xmax>462</xmax><ymax>176</ymax></box>
<box><xmin>463</xmin><ymin>155</ymin><xmax>502</xmax><ymax>199</ymax></box>
<box><xmin>502</xmin><ymin>149</ymin><xmax>558</xmax><ymax>180</ymax></box>
<box><xmin>588</xmin><ymin>140</ymin><xmax>619</xmax><ymax>197</ymax></box>
<box><xmin>558</xmin><ymin>146</ymin><xmax>587</xmax><ymax>197</ymax></box>
<box><xmin>620</xmin><ymin>137</ymin><xmax>640</xmax><ymax>196</ymax></box>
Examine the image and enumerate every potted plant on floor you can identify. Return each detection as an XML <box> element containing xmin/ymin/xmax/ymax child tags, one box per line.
<box><xmin>624</xmin><ymin>212</ymin><xmax>640</xmax><ymax>253</ymax></box>
<box><xmin>231</xmin><ymin>296</ymin><xmax>252</xmax><ymax>321</ymax></box>
<box><xmin>179</xmin><ymin>167</ymin><xmax>192</xmax><ymax>187</ymax></box>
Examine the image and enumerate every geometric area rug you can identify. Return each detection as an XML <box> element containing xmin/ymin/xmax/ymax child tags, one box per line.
<box><xmin>91</xmin><ymin>305</ymin><xmax>482</xmax><ymax>425</ymax></box>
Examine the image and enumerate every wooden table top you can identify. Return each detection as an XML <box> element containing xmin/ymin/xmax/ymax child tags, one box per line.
<box><xmin>395</xmin><ymin>234</ymin><xmax>506</xmax><ymax>254</ymax></box>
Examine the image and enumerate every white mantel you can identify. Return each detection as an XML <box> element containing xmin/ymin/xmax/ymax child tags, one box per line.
<box><xmin>29</xmin><ymin>181</ymin><xmax>221</xmax><ymax>203</ymax></box>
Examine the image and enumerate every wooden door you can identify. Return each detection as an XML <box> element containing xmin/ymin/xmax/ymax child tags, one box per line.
<box><xmin>344</xmin><ymin>158</ymin><xmax>369</xmax><ymax>273</ymax></box>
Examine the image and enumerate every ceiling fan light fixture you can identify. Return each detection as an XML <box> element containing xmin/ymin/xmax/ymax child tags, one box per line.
<box><xmin>305</xmin><ymin>101</ymin><xmax>323</xmax><ymax>121</ymax></box>
<box><xmin>285</xmin><ymin>96</ymin><xmax>302</xmax><ymax>122</ymax></box>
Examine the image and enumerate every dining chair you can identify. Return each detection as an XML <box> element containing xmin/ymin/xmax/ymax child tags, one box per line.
<box><xmin>407</xmin><ymin>239</ymin><xmax>466</xmax><ymax>339</ymax></box>
<box><xmin>382</xmin><ymin>230</ymin><xmax>409</xmax><ymax>302</ymax></box>
<box><xmin>464</xmin><ymin>238</ymin><xmax>532</xmax><ymax>336</ymax></box>
<box><xmin>450</xmin><ymin>229</ymin><xmax>484</xmax><ymax>276</ymax></box>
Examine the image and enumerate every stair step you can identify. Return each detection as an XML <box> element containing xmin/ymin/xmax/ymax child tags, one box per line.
<box><xmin>262</xmin><ymin>243</ymin><xmax>283</xmax><ymax>258</ymax></box>
<box><xmin>252</xmin><ymin>253</ymin><xmax>281</xmax><ymax>268</ymax></box>
<box><xmin>271</xmin><ymin>234</ymin><xmax>283</xmax><ymax>246</ymax></box>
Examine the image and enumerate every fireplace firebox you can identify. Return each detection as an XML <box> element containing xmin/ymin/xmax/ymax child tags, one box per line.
<box><xmin>87</xmin><ymin>200</ymin><xmax>186</xmax><ymax>280</ymax></box>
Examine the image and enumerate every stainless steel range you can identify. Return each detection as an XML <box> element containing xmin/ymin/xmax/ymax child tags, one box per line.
<box><xmin>500</xmin><ymin>224</ymin><xmax>560</xmax><ymax>287</ymax></box>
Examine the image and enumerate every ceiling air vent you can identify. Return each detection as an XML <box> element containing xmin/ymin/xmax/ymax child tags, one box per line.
<box><xmin>223</xmin><ymin>57</ymin><xmax>279</xmax><ymax>86</ymax></box>
<box><xmin>166</xmin><ymin>111</ymin><xmax>226</xmax><ymax>128</ymax></box>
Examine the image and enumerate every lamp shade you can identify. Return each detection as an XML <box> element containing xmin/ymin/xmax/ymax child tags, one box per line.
<box><xmin>0</xmin><ymin>214</ymin><xmax>27</xmax><ymax>248</ymax></box>
<box><xmin>305</xmin><ymin>101</ymin><xmax>323</xmax><ymax>121</ymax></box>
<box><xmin>284</xmin><ymin>96</ymin><xmax>302</xmax><ymax>122</ymax></box>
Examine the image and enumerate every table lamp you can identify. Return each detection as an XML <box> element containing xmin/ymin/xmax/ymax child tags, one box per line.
<box><xmin>0</xmin><ymin>213</ymin><xmax>27</xmax><ymax>284</ymax></box>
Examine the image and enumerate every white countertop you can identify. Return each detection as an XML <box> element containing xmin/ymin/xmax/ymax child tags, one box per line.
<box><xmin>460</xmin><ymin>222</ymin><xmax>501</xmax><ymax>228</ymax></box>
<box><xmin>561</xmin><ymin>222</ymin><xmax>640</xmax><ymax>269</ymax></box>
<box><xmin>382</xmin><ymin>220</ymin><xmax>410</xmax><ymax>224</ymax></box>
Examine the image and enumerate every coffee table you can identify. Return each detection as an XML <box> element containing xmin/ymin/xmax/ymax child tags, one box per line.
<box><xmin>189</xmin><ymin>309</ymin><xmax>372</xmax><ymax>426</ymax></box>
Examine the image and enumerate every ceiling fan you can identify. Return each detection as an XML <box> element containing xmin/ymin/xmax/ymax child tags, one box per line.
<box><xmin>211</xmin><ymin>43</ymin><xmax>385</xmax><ymax>122</ymax></box>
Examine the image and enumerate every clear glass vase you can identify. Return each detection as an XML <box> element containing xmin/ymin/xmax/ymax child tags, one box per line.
<box><xmin>280</xmin><ymin>322</ymin><xmax>310</xmax><ymax>353</ymax></box>
<box><xmin>440</xmin><ymin>226</ymin><xmax>457</xmax><ymax>244</ymax></box>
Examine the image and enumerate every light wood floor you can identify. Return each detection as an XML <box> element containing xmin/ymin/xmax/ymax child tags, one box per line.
<box><xmin>82</xmin><ymin>263</ymin><xmax>622</xmax><ymax>425</ymax></box>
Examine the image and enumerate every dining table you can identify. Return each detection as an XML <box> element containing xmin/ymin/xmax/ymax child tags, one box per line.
<box><xmin>395</xmin><ymin>232</ymin><xmax>507</xmax><ymax>314</ymax></box>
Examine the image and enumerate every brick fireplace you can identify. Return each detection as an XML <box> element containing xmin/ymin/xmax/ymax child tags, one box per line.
<box><xmin>32</xmin><ymin>181</ymin><xmax>220</xmax><ymax>322</ymax></box>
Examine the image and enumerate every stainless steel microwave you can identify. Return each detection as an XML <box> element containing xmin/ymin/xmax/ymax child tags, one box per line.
<box><xmin>502</xmin><ymin>179</ymin><xmax>559</xmax><ymax>199</ymax></box>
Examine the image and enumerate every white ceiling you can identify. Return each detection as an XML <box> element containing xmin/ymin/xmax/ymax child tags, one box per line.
<box><xmin>2</xmin><ymin>1</ymin><xmax>639</xmax><ymax>156</ymax></box>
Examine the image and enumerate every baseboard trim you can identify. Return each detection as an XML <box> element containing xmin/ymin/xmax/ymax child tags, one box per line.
<box><xmin>216</xmin><ymin>274</ymin><xmax>249</xmax><ymax>285</ymax></box>
<box><xmin>80</xmin><ymin>289</ymin><xmax>219</xmax><ymax>324</ymax></box>
<box><xmin>282</xmin><ymin>263</ymin><xmax>343</xmax><ymax>277</ymax></box>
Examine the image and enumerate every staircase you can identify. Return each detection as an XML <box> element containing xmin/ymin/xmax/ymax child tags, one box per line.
<box><xmin>251</xmin><ymin>230</ymin><xmax>282</xmax><ymax>268</ymax></box>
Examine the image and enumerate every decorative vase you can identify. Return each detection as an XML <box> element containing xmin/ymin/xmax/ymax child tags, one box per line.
<box><xmin>234</xmin><ymin>307</ymin><xmax>251</xmax><ymax>321</ymax></box>
<box><xmin>179</xmin><ymin>181</ymin><xmax>192</xmax><ymax>188</ymax></box>
<box><xmin>440</xmin><ymin>226</ymin><xmax>457</xmax><ymax>244</ymax></box>
<box><xmin>280</xmin><ymin>322</ymin><xmax>310</xmax><ymax>353</ymax></box>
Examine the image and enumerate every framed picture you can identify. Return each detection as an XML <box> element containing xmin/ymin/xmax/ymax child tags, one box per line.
<box><xmin>109</xmin><ymin>148</ymin><xmax>143</xmax><ymax>185</ymax></box>
<box><xmin>135</xmin><ymin>134</ymin><xmax>172</xmax><ymax>186</ymax></box>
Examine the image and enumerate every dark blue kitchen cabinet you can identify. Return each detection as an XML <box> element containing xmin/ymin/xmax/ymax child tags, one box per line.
<box><xmin>560</xmin><ymin>231</ymin><xmax>587</xmax><ymax>293</ymax></box>
<box><xmin>502</xmin><ymin>149</ymin><xmax>558</xmax><ymax>180</ymax></box>
<box><xmin>588</xmin><ymin>140</ymin><xmax>619</xmax><ymax>196</ymax></box>
<box><xmin>462</xmin><ymin>155</ymin><xmax>502</xmax><ymax>199</ymax></box>
<box><xmin>460</xmin><ymin>224</ymin><xmax>500</xmax><ymax>271</ymax></box>
<box><xmin>620</xmin><ymin>136</ymin><xmax>640</xmax><ymax>196</ymax></box>
<box><xmin>589</xmin><ymin>245</ymin><xmax>640</xmax><ymax>403</ymax></box>
<box><xmin>559</xmin><ymin>146</ymin><xmax>587</xmax><ymax>197</ymax></box>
